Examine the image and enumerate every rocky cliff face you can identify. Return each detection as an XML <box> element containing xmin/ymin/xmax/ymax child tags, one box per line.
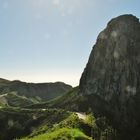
<box><xmin>79</xmin><ymin>15</ymin><xmax>140</xmax><ymax>139</ymax></box>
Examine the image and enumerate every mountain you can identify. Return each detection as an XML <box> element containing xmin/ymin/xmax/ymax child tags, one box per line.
<box><xmin>0</xmin><ymin>78</ymin><xmax>72</xmax><ymax>101</ymax></box>
<box><xmin>79</xmin><ymin>14</ymin><xmax>140</xmax><ymax>139</ymax></box>
<box><xmin>0</xmin><ymin>78</ymin><xmax>11</xmax><ymax>86</ymax></box>
<box><xmin>0</xmin><ymin>92</ymin><xmax>37</xmax><ymax>107</ymax></box>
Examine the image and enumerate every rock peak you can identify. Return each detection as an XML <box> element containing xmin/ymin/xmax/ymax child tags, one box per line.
<box><xmin>108</xmin><ymin>14</ymin><xmax>139</xmax><ymax>26</ymax></box>
<box><xmin>79</xmin><ymin>14</ymin><xmax>140</xmax><ymax>139</ymax></box>
<box><xmin>97</xmin><ymin>14</ymin><xmax>140</xmax><ymax>42</ymax></box>
<box><xmin>80</xmin><ymin>14</ymin><xmax>140</xmax><ymax>97</ymax></box>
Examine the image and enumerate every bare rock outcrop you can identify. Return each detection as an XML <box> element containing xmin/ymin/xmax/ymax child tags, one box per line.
<box><xmin>79</xmin><ymin>14</ymin><xmax>140</xmax><ymax>139</ymax></box>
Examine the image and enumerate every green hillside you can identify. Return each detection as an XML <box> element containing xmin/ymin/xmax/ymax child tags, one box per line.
<box><xmin>0</xmin><ymin>107</ymin><xmax>70</xmax><ymax>140</ymax></box>
<box><xmin>26</xmin><ymin>87</ymin><xmax>80</xmax><ymax>110</ymax></box>
<box><xmin>0</xmin><ymin>92</ymin><xmax>37</xmax><ymax>107</ymax></box>
<box><xmin>0</xmin><ymin>78</ymin><xmax>72</xmax><ymax>101</ymax></box>
<box><xmin>20</xmin><ymin>128</ymin><xmax>92</xmax><ymax>140</ymax></box>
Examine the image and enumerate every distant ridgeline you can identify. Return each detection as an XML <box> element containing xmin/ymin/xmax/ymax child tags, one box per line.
<box><xmin>0</xmin><ymin>78</ymin><xmax>72</xmax><ymax>104</ymax></box>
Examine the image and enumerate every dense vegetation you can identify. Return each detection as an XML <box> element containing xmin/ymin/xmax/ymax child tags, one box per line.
<box><xmin>0</xmin><ymin>106</ymin><xmax>70</xmax><ymax>140</ymax></box>
<box><xmin>0</xmin><ymin>84</ymin><xmax>124</xmax><ymax>140</ymax></box>
<box><xmin>20</xmin><ymin>128</ymin><xmax>92</xmax><ymax>140</ymax></box>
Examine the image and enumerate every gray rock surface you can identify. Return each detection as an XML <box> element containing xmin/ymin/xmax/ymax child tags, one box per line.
<box><xmin>79</xmin><ymin>14</ymin><xmax>140</xmax><ymax>138</ymax></box>
<box><xmin>80</xmin><ymin>14</ymin><xmax>140</xmax><ymax>101</ymax></box>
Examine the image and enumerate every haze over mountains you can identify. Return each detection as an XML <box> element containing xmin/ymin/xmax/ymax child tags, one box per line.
<box><xmin>0</xmin><ymin>14</ymin><xmax>140</xmax><ymax>140</ymax></box>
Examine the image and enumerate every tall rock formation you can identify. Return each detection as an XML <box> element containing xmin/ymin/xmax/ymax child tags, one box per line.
<box><xmin>79</xmin><ymin>15</ymin><xmax>140</xmax><ymax>139</ymax></box>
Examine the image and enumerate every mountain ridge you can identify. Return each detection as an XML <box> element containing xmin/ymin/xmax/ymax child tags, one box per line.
<box><xmin>0</xmin><ymin>78</ymin><xmax>72</xmax><ymax>101</ymax></box>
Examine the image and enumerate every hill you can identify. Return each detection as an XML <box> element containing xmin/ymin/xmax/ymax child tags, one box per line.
<box><xmin>0</xmin><ymin>92</ymin><xmax>37</xmax><ymax>107</ymax></box>
<box><xmin>0</xmin><ymin>78</ymin><xmax>72</xmax><ymax>101</ymax></box>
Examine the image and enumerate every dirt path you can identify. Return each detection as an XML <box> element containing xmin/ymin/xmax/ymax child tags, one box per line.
<box><xmin>76</xmin><ymin>112</ymin><xmax>86</xmax><ymax>120</ymax></box>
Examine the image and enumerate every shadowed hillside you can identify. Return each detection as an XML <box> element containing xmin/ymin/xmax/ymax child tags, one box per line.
<box><xmin>0</xmin><ymin>78</ymin><xmax>72</xmax><ymax>101</ymax></box>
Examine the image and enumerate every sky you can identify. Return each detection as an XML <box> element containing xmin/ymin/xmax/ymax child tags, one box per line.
<box><xmin>0</xmin><ymin>0</ymin><xmax>140</xmax><ymax>86</ymax></box>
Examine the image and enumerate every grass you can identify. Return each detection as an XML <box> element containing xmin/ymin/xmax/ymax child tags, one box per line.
<box><xmin>22</xmin><ymin>112</ymin><xmax>99</xmax><ymax>140</ymax></box>
<box><xmin>20</xmin><ymin>128</ymin><xmax>93</xmax><ymax>140</ymax></box>
<box><xmin>28</xmin><ymin>112</ymin><xmax>86</xmax><ymax>138</ymax></box>
<box><xmin>0</xmin><ymin>106</ymin><xmax>71</xmax><ymax>140</ymax></box>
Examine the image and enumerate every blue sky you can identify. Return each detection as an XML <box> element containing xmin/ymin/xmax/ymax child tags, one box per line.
<box><xmin>0</xmin><ymin>0</ymin><xmax>140</xmax><ymax>86</ymax></box>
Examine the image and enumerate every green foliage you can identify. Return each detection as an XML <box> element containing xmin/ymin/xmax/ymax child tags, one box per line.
<box><xmin>6</xmin><ymin>92</ymin><xmax>35</xmax><ymax>107</ymax></box>
<box><xmin>0</xmin><ymin>107</ymin><xmax>70</xmax><ymax>140</ymax></box>
<box><xmin>85</xmin><ymin>113</ymin><xmax>96</xmax><ymax>126</ymax></box>
<box><xmin>20</xmin><ymin>128</ymin><xmax>92</xmax><ymax>140</ymax></box>
<box><xmin>18</xmin><ymin>112</ymin><xmax>98</xmax><ymax>140</ymax></box>
<box><xmin>0</xmin><ymin>86</ymin><xmax>117</xmax><ymax>140</ymax></box>
<box><xmin>56</xmin><ymin>113</ymin><xmax>81</xmax><ymax>128</ymax></box>
<box><xmin>29</xmin><ymin>113</ymin><xmax>85</xmax><ymax>138</ymax></box>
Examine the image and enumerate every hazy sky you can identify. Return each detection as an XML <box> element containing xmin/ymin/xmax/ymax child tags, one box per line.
<box><xmin>0</xmin><ymin>0</ymin><xmax>140</xmax><ymax>86</ymax></box>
